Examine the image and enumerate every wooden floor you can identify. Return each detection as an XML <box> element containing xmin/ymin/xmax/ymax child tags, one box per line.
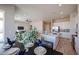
<box><xmin>56</xmin><ymin>37</ymin><xmax>76</xmax><ymax>55</ymax></box>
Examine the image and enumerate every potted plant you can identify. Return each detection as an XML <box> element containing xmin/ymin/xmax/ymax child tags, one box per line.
<box><xmin>16</xmin><ymin>27</ymin><xmax>38</xmax><ymax>45</ymax></box>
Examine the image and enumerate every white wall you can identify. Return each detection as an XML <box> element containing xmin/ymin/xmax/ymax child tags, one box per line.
<box><xmin>70</xmin><ymin>12</ymin><xmax>78</xmax><ymax>34</ymax></box>
<box><xmin>75</xmin><ymin>5</ymin><xmax>79</xmax><ymax>55</ymax></box>
<box><xmin>78</xmin><ymin>5</ymin><xmax>79</xmax><ymax>37</ymax></box>
<box><xmin>76</xmin><ymin>5</ymin><xmax>79</xmax><ymax>55</ymax></box>
<box><xmin>30</xmin><ymin>20</ymin><xmax>43</xmax><ymax>33</ymax></box>
<box><xmin>0</xmin><ymin>5</ymin><xmax>16</xmax><ymax>41</ymax></box>
<box><xmin>71</xmin><ymin>5</ymin><xmax>79</xmax><ymax>55</ymax></box>
<box><xmin>15</xmin><ymin>21</ymin><xmax>30</xmax><ymax>31</ymax></box>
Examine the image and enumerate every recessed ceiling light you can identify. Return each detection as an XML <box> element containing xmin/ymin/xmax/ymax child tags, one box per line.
<box><xmin>60</xmin><ymin>11</ymin><xmax>63</xmax><ymax>15</ymax></box>
<box><xmin>58</xmin><ymin>4</ymin><xmax>62</xmax><ymax>7</ymax></box>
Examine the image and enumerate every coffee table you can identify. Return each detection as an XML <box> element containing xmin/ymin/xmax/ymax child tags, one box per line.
<box><xmin>34</xmin><ymin>46</ymin><xmax>47</xmax><ymax>55</ymax></box>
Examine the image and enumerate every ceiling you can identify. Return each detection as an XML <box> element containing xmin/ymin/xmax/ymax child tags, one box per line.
<box><xmin>15</xmin><ymin>4</ymin><xmax>77</xmax><ymax>22</ymax></box>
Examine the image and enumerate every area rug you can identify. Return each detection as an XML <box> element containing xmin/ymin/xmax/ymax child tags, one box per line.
<box><xmin>24</xmin><ymin>45</ymin><xmax>63</xmax><ymax>55</ymax></box>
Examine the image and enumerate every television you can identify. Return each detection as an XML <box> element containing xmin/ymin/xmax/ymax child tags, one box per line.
<box><xmin>18</xmin><ymin>26</ymin><xmax>24</xmax><ymax>30</ymax></box>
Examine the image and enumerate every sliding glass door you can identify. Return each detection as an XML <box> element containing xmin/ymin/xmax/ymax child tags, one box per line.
<box><xmin>0</xmin><ymin>20</ymin><xmax>4</xmax><ymax>42</ymax></box>
<box><xmin>0</xmin><ymin>10</ymin><xmax>4</xmax><ymax>42</ymax></box>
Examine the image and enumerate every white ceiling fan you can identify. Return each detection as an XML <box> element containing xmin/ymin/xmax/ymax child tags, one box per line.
<box><xmin>25</xmin><ymin>19</ymin><xmax>32</xmax><ymax>23</ymax></box>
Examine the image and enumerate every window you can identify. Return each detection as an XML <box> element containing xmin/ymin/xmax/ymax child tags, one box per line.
<box><xmin>0</xmin><ymin>20</ymin><xmax>3</xmax><ymax>33</ymax></box>
<box><xmin>0</xmin><ymin>19</ymin><xmax>4</xmax><ymax>42</ymax></box>
<box><xmin>0</xmin><ymin>10</ymin><xmax>4</xmax><ymax>42</ymax></box>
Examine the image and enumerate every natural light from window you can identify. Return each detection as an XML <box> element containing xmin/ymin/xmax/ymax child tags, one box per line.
<box><xmin>0</xmin><ymin>10</ymin><xmax>4</xmax><ymax>42</ymax></box>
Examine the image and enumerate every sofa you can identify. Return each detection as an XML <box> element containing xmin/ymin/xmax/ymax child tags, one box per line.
<box><xmin>35</xmin><ymin>38</ymin><xmax>53</xmax><ymax>49</ymax></box>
